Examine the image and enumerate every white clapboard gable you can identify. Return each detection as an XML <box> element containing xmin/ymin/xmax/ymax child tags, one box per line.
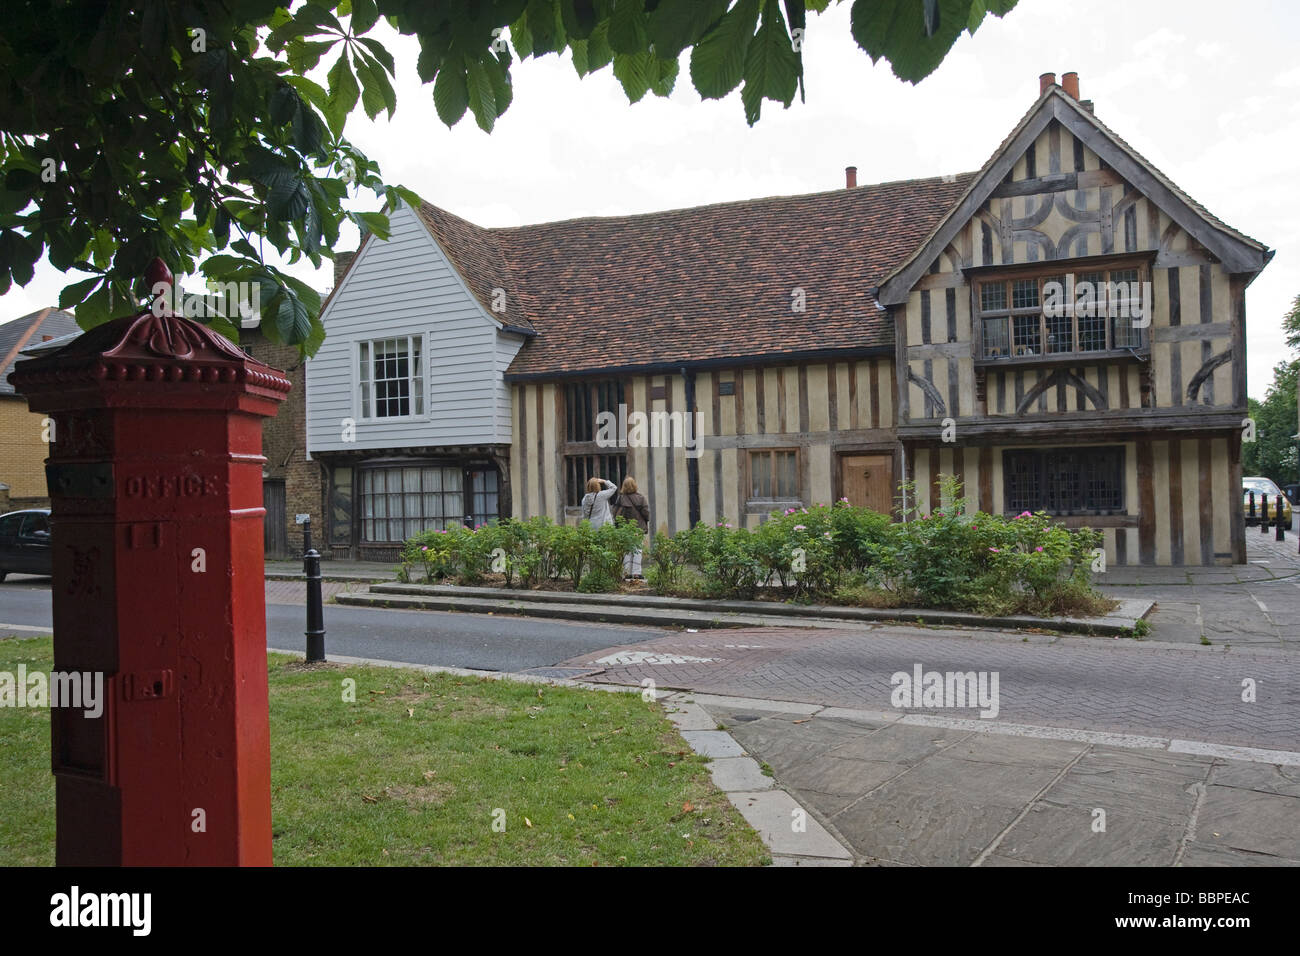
<box><xmin>306</xmin><ymin>202</ymin><xmax>525</xmax><ymax>454</ymax></box>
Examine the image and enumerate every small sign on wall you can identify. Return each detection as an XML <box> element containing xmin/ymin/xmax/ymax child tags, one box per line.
<box><xmin>295</xmin><ymin>514</ymin><xmax>311</xmax><ymax>524</ymax></box>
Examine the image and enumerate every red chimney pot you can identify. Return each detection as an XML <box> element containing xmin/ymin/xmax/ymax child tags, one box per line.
<box><xmin>1061</xmin><ymin>72</ymin><xmax>1080</xmax><ymax>99</ymax></box>
<box><xmin>1039</xmin><ymin>72</ymin><xmax>1056</xmax><ymax>95</ymax></box>
<box><xmin>845</xmin><ymin>166</ymin><xmax>857</xmax><ymax>189</ymax></box>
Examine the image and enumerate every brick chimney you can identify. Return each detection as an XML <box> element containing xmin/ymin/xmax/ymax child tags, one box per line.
<box><xmin>333</xmin><ymin>250</ymin><xmax>356</xmax><ymax>289</ymax></box>
<box><xmin>845</xmin><ymin>166</ymin><xmax>857</xmax><ymax>189</ymax></box>
<box><xmin>1039</xmin><ymin>72</ymin><xmax>1056</xmax><ymax>95</ymax></box>
<box><xmin>1061</xmin><ymin>71</ymin><xmax>1080</xmax><ymax>99</ymax></box>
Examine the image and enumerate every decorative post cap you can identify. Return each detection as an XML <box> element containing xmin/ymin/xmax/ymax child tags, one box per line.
<box><xmin>7</xmin><ymin>258</ymin><xmax>292</xmax><ymax>414</ymax></box>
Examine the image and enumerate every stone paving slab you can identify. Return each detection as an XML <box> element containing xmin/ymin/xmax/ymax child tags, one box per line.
<box><xmin>1034</xmin><ymin>747</ymin><xmax>1207</xmax><ymax>827</ymax></box>
<box><xmin>1098</xmin><ymin>534</ymin><xmax>1300</xmax><ymax>650</ymax></box>
<box><xmin>670</xmin><ymin>693</ymin><xmax>823</xmax><ymax>716</ymax></box>
<box><xmin>678</xmin><ymin>730</ymin><xmax>744</xmax><ymax>758</ymax></box>
<box><xmin>708</xmin><ymin>757</ymin><xmax>774</xmax><ymax>792</ymax></box>
<box><xmin>699</xmin><ymin>704</ymin><xmax>1300</xmax><ymax>867</ymax></box>
<box><xmin>994</xmin><ymin>803</ymin><xmax>1185</xmax><ymax>867</ymax></box>
<box><xmin>662</xmin><ymin>701</ymin><xmax>718</xmax><ymax>732</ymax></box>
<box><xmin>727</xmin><ymin>790</ymin><xmax>852</xmax><ymax>860</ymax></box>
<box><xmin>770</xmin><ymin>855</ymin><xmax>855</xmax><ymax>867</ymax></box>
<box><xmin>1178</xmin><ymin>844</ymin><xmax>1300</xmax><ymax>866</ymax></box>
<box><xmin>835</xmin><ymin>789</ymin><xmax>1026</xmax><ymax>867</ymax></box>
<box><xmin>1192</xmin><ymin>785</ymin><xmax>1300</xmax><ymax>860</ymax></box>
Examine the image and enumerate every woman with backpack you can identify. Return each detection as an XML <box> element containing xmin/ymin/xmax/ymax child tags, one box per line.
<box><xmin>611</xmin><ymin>476</ymin><xmax>651</xmax><ymax>580</ymax></box>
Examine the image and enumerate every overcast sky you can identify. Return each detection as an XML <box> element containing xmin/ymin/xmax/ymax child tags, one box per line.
<box><xmin>5</xmin><ymin>0</ymin><xmax>1297</xmax><ymax>397</ymax></box>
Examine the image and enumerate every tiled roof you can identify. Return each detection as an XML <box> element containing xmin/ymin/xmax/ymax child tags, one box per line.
<box><xmin>0</xmin><ymin>308</ymin><xmax>79</xmax><ymax>396</ymax></box>
<box><xmin>418</xmin><ymin>174</ymin><xmax>974</xmax><ymax>378</ymax></box>
<box><xmin>419</xmin><ymin>205</ymin><xmax>534</xmax><ymax>334</ymax></box>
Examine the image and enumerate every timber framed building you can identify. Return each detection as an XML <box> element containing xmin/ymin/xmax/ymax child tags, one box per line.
<box><xmin>308</xmin><ymin>73</ymin><xmax>1271</xmax><ymax>565</ymax></box>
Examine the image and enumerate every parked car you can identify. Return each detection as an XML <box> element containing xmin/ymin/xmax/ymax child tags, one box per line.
<box><xmin>1242</xmin><ymin>477</ymin><xmax>1293</xmax><ymax>526</ymax></box>
<box><xmin>0</xmin><ymin>509</ymin><xmax>52</xmax><ymax>580</ymax></box>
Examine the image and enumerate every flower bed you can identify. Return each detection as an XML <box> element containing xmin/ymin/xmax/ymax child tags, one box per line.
<box><xmin>397</xmin><ymin>480</ymin><xmax>1114</xmax><ymax>618</ymax></box>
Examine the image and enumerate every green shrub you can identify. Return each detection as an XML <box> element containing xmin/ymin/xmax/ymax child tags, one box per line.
<box><xmin>396</xmin><ymin>476</ymin><xmax>1114</xmax><ymax>616</ymax></box>
<box><xmin>646</xmin><ymin>531</ymin><xmax>687</xmax><ymax>593</ymax></box>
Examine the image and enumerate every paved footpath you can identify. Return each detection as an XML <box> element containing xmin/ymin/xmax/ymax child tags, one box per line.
<box><xmin>1098</xmin><ymin>533</ymin><xmax>1300</xmax><ymax>650</ymax></box>
<box><xmin>693</xmin><ymin>697</ymin><xmax>1300</xmax><ymax>866</ymax></box>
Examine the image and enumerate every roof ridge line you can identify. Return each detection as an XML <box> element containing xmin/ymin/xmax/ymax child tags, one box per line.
<box><xmin>421</xmin><ymin>171</ymin><xmax>979</xmax><ymax>236</ymax></box>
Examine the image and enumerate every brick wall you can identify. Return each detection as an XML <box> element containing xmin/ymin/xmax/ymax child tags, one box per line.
<box><xmin>0</xmin><ymin>397</ymin><xmax>52</xmax><ymax>503</ymax></box>
<box><xmin>241</xmin><ymin>330</ymin><xmax>324</xmax><ymax>556</ymax></box>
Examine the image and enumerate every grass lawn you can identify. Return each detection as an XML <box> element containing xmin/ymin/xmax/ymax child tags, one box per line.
<box><xmin>0</xmin><ymin>637</ymin><xmax>768</xmax><ymax>866</ymax></box>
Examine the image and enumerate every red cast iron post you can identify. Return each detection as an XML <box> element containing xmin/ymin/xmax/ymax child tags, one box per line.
<box><xmin>8</xmin><ymin>261</ymin><xmax>290</xmax><ymax>865</ymax></box>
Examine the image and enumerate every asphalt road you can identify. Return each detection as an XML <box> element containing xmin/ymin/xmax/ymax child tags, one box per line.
<box><xmin>0</xmin><ymin>576</ymin><xmax>666</xmax><ymax>672</ymax></box>
<box><xmin>5</xmin><ymin>575</ymin><xmax>1297</xmax><ymax>751</ymax></box>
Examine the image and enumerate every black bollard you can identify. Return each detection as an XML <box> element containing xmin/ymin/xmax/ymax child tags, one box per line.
<box><xmin>305</xmin><ymin>548</ymin><xmax>325</xmax><ymax>663</ymax></box>
<box><xmin>1248</xmin><ymin>491</ymin><xmax>1256</xmax><ymax>525</ymax></box>
<box><xmin>1261</xmin><ymin>495</ymin><xmax>1271</xmax><ymax>533</ymax></box>
<box><xmin>1276</xmin><ymin>496</ymin><xmax>1286</xmax><ymax>542</ymax></box>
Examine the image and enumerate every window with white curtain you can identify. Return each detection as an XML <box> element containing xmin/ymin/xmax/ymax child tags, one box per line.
<box><xmin>360</xmin><ymin>465</ymin><xmax>463</xmax><ymax>542</ymax></box>
<box><xmin>468</xmin><ymin>468</ymin><xmax>499</xmax><ymax>528</ymax></box>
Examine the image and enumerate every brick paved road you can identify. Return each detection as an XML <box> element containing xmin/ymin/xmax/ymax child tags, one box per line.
<box><xmin>265</xmin><ymin>579</ymin><xmax>370</xmax><ymax>604</ymax></box>
<box><xmin>562</xmin><ymin>627</ymin><xmax>1300</xmax><ymax>752</ymax></box>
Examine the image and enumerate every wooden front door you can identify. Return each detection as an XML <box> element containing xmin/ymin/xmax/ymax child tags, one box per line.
<box><xmin>263</xmin><ymin>479</ymin><xmax>288</xmax><ymax>558</ymax></box>
<box><xmin>839</xmin><ymin>454</ymin><xmax>894</xmax><ymax>515</ymax></box>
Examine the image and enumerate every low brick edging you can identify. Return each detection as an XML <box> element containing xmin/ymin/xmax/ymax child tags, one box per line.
<box><xmin>338</xmin><ymin>582</ymin><xmax>1154</xmax><ymax>637</ymax></box>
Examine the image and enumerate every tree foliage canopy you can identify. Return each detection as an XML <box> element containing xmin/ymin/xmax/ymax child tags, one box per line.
<box><xmin>1243</xmin><ymin>357</ymin><xmax>1299</xmax><ymax>487</ymax></box>
<box><xmin>1282</xmin><ymin>292</ymin><xmax>1300</xmax><ymax>352</ymax></box>
<box><xmin>1243</xmin><ymin>293</ymin><xmax>1300</xmax><ymax>485</ymax></box>
<box><xmin>0</xmin><ymin>0</ymin><xmax>1017</xmax><ymax>355</ymax></box>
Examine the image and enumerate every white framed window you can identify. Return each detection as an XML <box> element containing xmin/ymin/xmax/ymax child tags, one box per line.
<box><xmin>360</xmin><ymin>465</ymin><xmax>462</xmax><ymax>542</ymax></box>
<box><xmin>358</xmin><ymin>335</ymin><xmax>424</xmax><ymax>419</ymax></box>
<box><xmin>356</xmin><ymin>464</ymin><xmax>501</xmax><ymax>543</ymax></box>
